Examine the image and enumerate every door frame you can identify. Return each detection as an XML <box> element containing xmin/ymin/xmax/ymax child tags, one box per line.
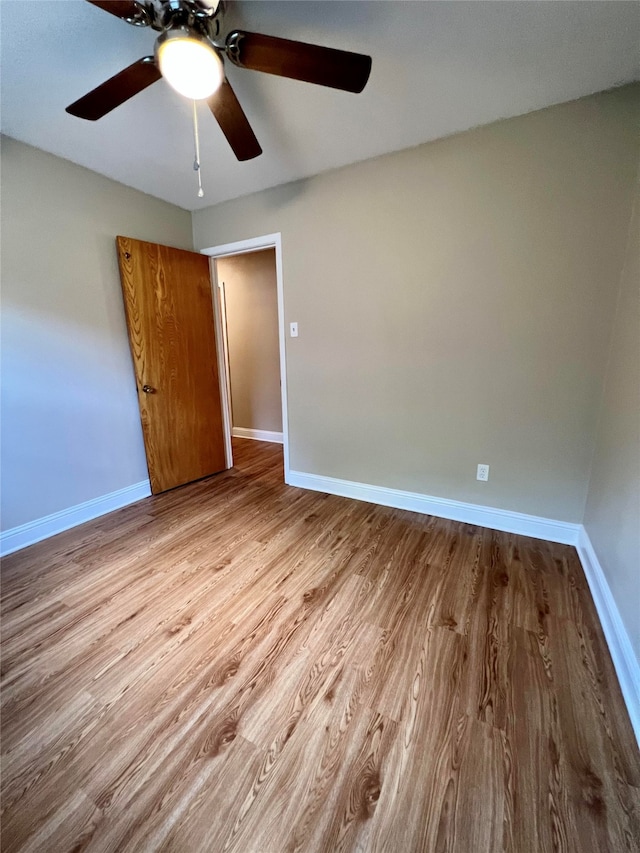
<box><xmin>200</xmin><ymin>233</ymin><xmax>290</xmax><ymax>483</ymax></box>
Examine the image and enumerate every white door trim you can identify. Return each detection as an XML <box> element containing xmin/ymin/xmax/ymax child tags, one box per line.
<box><xmin>201</xmin><ymin>234</ymin><xmax>290</xmax><ymax>483</ymax></box>
<box><xmin>208</xmin><ymin>260</ymin><xmax>234</xmax><ymax>469</ymax></box>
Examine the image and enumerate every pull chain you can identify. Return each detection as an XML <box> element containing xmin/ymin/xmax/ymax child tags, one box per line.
<box><xmin>192</xmin><ymin>100</ymin><xmax>204</xmax><ymax>198</ymax></box>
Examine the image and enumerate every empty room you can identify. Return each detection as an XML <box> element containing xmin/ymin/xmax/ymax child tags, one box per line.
<box><xmin>1</xmin><ymin>1</ymin><xmax>639</xmax><ymax>851</ymax></box>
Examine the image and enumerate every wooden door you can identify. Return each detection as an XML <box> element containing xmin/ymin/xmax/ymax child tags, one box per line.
<box><xmin>116</xmin><ymin>236</ymin><xmax>226</xmax><ymax>494</ymax></box>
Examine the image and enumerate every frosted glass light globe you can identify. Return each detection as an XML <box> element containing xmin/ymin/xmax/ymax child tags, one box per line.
<box><xmin>157</xmin><ymin>34</ymin><xmax>223</xmax><ymax>100</ymax></box>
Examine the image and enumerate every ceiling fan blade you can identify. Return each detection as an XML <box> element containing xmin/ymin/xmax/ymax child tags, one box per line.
<box><xmin>207</xmin><ymin>78</ymin><xmax>262</xmax><ymax>161</ymax></box>
<box><xmin>85</xmin><ymin>1</ymin><xmax>145</xmax><ymax>21</ymax></box>
<box><xmin>226</xmin><ymin>30</ymin><xmax>372</xmax><ymax>94</ymax></box>
<box><xmin>66</xmin><ymin>57</ymin><xmax>161</xmax><ymax>121</ymax></box>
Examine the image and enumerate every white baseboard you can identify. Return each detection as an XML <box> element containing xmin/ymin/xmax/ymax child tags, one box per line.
<box><xmin>576</xmin><ymin>527</ymin><xmax>640</xmax><ymax>746</ymax></box>
<box><xmin>232</xmin><ymin>427</ymin><xmax>284</xmax><ymax>444</ymax></box>
<box><xmin>0</xmin><ymin>480</ymin><xmax>152</xmax><ymax>557</ymax></box>
<box><xmin>287</xmin><ymin>470</ymin><xmax>580</xmax><ymax>545</ymax></box>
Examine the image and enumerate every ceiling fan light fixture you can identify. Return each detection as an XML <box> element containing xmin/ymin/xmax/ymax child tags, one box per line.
<box><xmin>156</xmin><ymin>28</ymin><xmax>223</xmax><ymax>101</ymax></box>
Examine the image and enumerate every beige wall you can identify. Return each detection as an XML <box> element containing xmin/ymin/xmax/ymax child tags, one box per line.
<box><xmin>193</xmin><ymin>85</ymin><xmax>640</xmax><ymax>522</ymax></box>
<box><xmin>217</xmin><ymin>250</ymin><xmax>282</xmax><ymax>434</ymax></box>
<box><xmin>1</xmin><ymin>136</ymin><xmax>193</xmax><ymax>530</ymax></box>
<box><xmin>583</xmin><ymin>176</ymin><xmax>640</xmax><ymax>660</ymax></box>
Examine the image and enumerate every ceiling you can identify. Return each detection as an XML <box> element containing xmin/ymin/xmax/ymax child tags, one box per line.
<box><xmin>2</xmin><ymin>1</ymin><xmax>638</xmax><ymax>211</ymax></box>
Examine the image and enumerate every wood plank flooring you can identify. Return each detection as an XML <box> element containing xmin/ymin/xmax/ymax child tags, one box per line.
<box><xmin>1</xmin><ymin>439</ymin><xmax>638</xmax><ymax>852</ymax></box>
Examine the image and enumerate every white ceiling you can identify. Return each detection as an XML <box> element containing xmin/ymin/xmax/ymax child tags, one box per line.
<box><xmin>2</xmin><ymin>1</ymin><xmax>638</xmax><ymax>211</ymax></box>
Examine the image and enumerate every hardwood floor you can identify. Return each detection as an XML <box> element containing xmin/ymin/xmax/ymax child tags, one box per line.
<box><xmin>1</xmin><ymin>439</ymin><xmax>638</xmax><ymax>852</ymax></box>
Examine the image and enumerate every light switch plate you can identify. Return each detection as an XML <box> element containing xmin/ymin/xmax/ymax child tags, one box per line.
<box><xmin>290</xmin><ymin>322</ymin><xmax>298</xmax><ymax>337</ymax></box>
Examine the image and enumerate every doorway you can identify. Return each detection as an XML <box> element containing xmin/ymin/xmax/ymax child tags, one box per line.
<box><xmin>200</xmin><ymin>234</ymin><xmax>290</xmax><ymax>483</ymax></box>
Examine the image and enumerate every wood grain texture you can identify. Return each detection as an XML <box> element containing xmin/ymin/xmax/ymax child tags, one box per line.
<box><xmin>116</xmin><ymin>236</ymin><xmax>226</xmax><ymax>494</ymax></box>
<box><xmin>1</xmin><ymin>439</ymin><xmax>638</xmax><ymax>852</ymax></box>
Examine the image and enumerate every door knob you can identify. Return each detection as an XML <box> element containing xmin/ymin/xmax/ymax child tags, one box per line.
<box><xmin>142</xmin><ymin>384</ymin><xmax>156</xmax><ymax>394</ymax></box>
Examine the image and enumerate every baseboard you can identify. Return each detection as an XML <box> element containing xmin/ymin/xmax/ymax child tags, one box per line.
<box><xmin>576</xmin><ymin>527</ymin><xmax>640</xmax><ymax>746</ymax></box>
<box><xmin>287</xmin><ymin>470</ymin><xmax>580</xmax><ymax>545</ymax></box>
<box><xmin>232</xmin><ymin>427</ymin><xmax>284</xmax><ymax>444</ymax></box>
<box><xmin>0</xmin><ymin>480</ymin><xmax>152</xmax><ymax>557</ymax></box>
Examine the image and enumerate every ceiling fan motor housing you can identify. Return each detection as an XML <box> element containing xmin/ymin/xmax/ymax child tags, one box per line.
<box><xmin>132</xmin><ymin>0</ymin><xmax>226</xmax><ymax>37</ymax></box>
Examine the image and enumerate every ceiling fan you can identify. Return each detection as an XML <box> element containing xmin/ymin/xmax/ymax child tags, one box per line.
<box><xmin>66</xmin><ymin>0</ymin><xmax>373</xmax><ymax>161</ymax></box>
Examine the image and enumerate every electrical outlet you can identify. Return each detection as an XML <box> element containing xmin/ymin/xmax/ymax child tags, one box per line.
<box><xmin>477</xmin><ymin>464</ymin><xmax>490</xmax><ymax>482</ymax></box>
